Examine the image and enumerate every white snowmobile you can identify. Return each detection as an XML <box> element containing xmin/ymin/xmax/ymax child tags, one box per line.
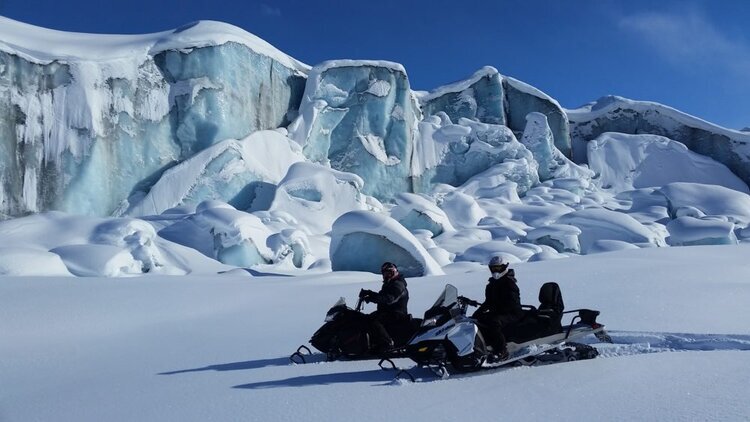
<box><xmin>392</xmin><ymin>283</ymin><xmax>612</xmax><ymax>379</ymax></box>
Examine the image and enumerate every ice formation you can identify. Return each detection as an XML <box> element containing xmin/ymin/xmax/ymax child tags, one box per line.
<box><xmin>568</xmin><ymin>96</ymin><xmax>750</xmax><ymax>187</ymax></box>
<box><xmin>3</xmin><ymin>17</ymin><xmax>750</xmax><ymax>277</ymax></box>
<box><xmin>125</xmin><ymin>130</ymin><xmax>306</xmax><ymax>216</ymax></box>
<box><xmin>0</xmin><ymin>17</ymin><xmax>307</xmax><ymax>217</ymax></box>
<box><xmin>288</xmin><ymin>60</ymin><xmax>418</xmax><ymax>200</ymax></box>
<box><xmin>268</xmin><ymin>161</ymin><xmax>378</xmax><ymax>235</ymax></box>
<box><xmin>329</xmin><ymin>211</ymin><xmax>444</xmax><ymax>277</ymax></box>
<box><xmin>588</xmin><ymin>132</ymin><xmax>749</xmax><ymax>194</ymax></box>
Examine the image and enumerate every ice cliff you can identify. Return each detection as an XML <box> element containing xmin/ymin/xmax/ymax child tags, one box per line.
<box><xmin>0</xmin><ymin>17</ymin><xmax>307</xmax><ymax>217</ymax></box>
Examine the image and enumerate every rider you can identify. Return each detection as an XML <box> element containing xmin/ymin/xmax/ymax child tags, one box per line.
<box><xmin>473</xmin><ymin>256</ymin><xmax>523</xmax><ymax>361</ymax></box>
<box><xmin>359</xmin><ymin>262</ymin><xmax>409</xmax><ymax>352</ymax></box>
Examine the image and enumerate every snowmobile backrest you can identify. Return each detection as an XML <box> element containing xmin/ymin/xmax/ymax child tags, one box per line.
<box><xmin>538</xmin><ymin>282</ymin><xmax>564</xmax><ymax>316</ymax></box>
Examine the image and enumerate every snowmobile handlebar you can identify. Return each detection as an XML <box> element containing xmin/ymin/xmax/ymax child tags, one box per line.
<box><xmin>457</xmin><ymin>296</ymin><xmax>481</xmax><ymax>307</ymax></box>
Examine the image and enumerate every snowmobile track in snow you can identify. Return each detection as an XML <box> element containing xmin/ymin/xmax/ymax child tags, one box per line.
<box><xmin>591</xmin><ymin>331</ymin><xmax>750</xmax><ymax>358</ymax></box>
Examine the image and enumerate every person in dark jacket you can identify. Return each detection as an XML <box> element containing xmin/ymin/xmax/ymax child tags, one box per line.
<box><xmin>359</xmin><ymin>262</ymin><xmax>410</xmax><ymax>352</ymax></box>
<box><xmin>473</xmin><ymin>256</ymin><xmax>523</xmax><ymax>361</ymax></box>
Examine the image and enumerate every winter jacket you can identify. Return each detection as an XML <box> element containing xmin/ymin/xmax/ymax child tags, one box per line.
<box><xmin>475</xmin><ymin>269</ymin><xmax>522</xmax><ymax>318</ymax></box>
<box><xmin>369</xmin><ymin>275</ymin><xmax>409</xmax><ymax>316</ymax></box>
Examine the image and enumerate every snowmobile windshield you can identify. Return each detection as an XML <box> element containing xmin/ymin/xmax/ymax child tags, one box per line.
<box><xmin>430</xmin><ymin>284</ymin><xmax>458</xmax><ymax>309</ymax></box>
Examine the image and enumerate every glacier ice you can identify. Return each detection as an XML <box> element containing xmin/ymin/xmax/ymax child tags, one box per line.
<box><xmin>503</xmin><ymin>77</ymin><xmax>571</xmax><ymax>157</ymax></box>
<box><xmin>329</xmin><ymin>210</ymin><xmax>444</xmax><ymax>277</ymax></box>
<box><xmin>521</xmin><ymin>112</ymin><xmax>593</xmax><ymax>182</ymax></box>
<box><xmin>0</xmin><ymin>18</ymin><xmax>307</xmax><ymax>217</ymax></box>
<box><xmin>289</xmin><ymin>60</ymin><xmax>418</xmax><ymax>200</ymax></box>
<box><xmin>125</xmin><ymin>130</ymin><xmax>305</xmax><ymax>216</ymax></box>
<box><xmin>568</xmin><ymin>96</ymin><xmax>750</xmax><ymax>187</ymax></box>
<box><xmin>587</xmin><ymin>132</ymin><xmax>749</xmax><ymax>194</ymax></box>
<box><xmin>418</xmin><ymin>67</ymin><xmax>505</xmax><ymax>126</ymax></box>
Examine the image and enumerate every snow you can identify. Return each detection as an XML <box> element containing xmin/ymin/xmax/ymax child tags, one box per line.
<box><xmin>0</xmin><ymin>16</ymin><xmax>309</xmax><ymax>72</ymax></box>
<box><xmin>329</xmin><ymin>211</ymin><xmax>444</xmax><ymax>277</ymax></box>
<box><xmin>588</xmin><ymin>132</ymin><xmax>749</xmax><ymax>193</ymax></box>
<box><xmin>657</xmin><ymin>182</ymin><xmax>750</xmax><ymax>225</ymax></box>
<box><xmin>666</xmin><ymin>216</ymin><xmax>738</xmax><ymax>246</ymax></box>
<box><xmin>2</xmin><ymin>245</ymin><xmax>750</xmax><ymax>421</ymax></box>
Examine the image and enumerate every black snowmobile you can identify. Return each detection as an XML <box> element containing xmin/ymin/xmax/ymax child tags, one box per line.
<box><xmin>290</xmin><ymin>289</ymin><xmax>422</xmax><ymax>363</ymax></box>
<box><xmin>395</xmin><ymin>282</ymin><xmax>612</xmax><ymax>379</ymax></box>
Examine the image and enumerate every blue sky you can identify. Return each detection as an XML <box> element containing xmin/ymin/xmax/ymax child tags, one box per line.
<box><xmin>2</xmin><ymin>0</ymin><xmax>749</xmax><ymax>129</ymax></box>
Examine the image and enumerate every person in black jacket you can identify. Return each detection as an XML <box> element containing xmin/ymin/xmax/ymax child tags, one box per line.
<box><xmin>473</xmin><ymin>256</ymin><xmax>523</xmax><ymax>361</ymax></box>
<box><xmin>359</xmin><ymin>262</ymin><xmax>409</xmax><ymax>352</ymax></box>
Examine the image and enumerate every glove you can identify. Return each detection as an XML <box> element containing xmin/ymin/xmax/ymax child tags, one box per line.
<box><xmin>359</xmin><ymin>289</ymin><xmax>375</xmax><ymax>300</ymax></box>
<box><xmin>458</xmin><ymin>296</ymin><xmax>480</xmax><ymax>307</ymax></box>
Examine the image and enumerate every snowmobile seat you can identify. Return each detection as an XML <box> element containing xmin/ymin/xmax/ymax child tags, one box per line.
<box><xmin>503</xmin><ymin>282</ymin><xmax>564</xmax><ymax>343</ymax></box>
<box><xmin>537</xmin><ymin>282</ymin><xmax>564</xmax><ymax>333</ymax></box>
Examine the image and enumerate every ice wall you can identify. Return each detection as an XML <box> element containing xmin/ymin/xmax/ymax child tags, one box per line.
<box><xmin>0</xmin><ymin>18</ymin><xmax>307</xmax><ymax>217</ymax></box>
<box><xmin>289</xmin><ymin>60</ymin><xmax>419</xmax><ymax>201</ymax></box>
<box><xmin>503</xmin><ymin>77</ymin><xmax>571</xmax><ymax>158</ymax></box>
<box><xmin>418</xmin><ymin>66</ymin><xmax>505</xmax><ymax>126</ymax></box>
<box><xmin>568</xmin><ymin>96</ymin><xmax>750</xmax><ymax>187</ymax></box>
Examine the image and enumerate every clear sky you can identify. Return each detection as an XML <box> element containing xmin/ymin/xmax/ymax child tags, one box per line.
<box><xmin>2</xmin><ymin>0</ymin><xmax>749</xmax><ymax>130</ymax></box>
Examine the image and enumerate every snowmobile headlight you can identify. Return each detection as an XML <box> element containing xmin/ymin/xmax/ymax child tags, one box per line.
<box><xmin>421</xmin><ymin>316</ymin><xmax>439</xmax><ymax>327</ymax></box>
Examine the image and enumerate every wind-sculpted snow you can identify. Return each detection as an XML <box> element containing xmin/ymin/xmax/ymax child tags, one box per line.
<box><xmin>389</xmin><ymin>193</ymin><xmax>455</xmax><ymax>237</ymax></box>
<box><xmin>666</xmin><ymin>216</ymin><xmax>738</xmax><ymax>246</ymax></box>
<box><xmin>289</xmin><ymin>61</ymin><xmax>418</xmax><ymax>200</ymax></box>
<box><xmin>0</xmin><ymin>17</ymin><xmax>306</xmax><ymax>217</ymax></box>
<box><xmin>0</xmin><ymin>211</ymin><xmax>229</xmax><ymax>276</ymax></box>
<box><xmin>418</xmin><ymin>66</ymin><xmax>505</xmax><ymax>126</ymax></box>
<box><xmin>556</xmin><ymin>208</ymin><xmax>666</xmax><ymax>253</ymax></box>
<box><xmin>125</xmin><ymin>130</ymin><xmax>305</xmax><ymax>217</ymax></box>
<box><xmin>569</xmin><ymin>96</ymin><xmax>750</xmax><ymax>187</ymax></box>
<box><xmin>656</xmin><ymin>182</ymin><xmax>750</xmax><ymax>226</ymax></box>
<box><xmin>329</xmin><ymin>210</ymin><xmax>444</xmax><ymax>277</ymax></box>
<box><xmin>269</xmin><ymin>161</ymin><xmax>380</xmax><ymax>235</ymax></box>
<box><xmin>588</xmin><ymin>132</ymin><xmax>749</xmax><ymax>194</ymax></box>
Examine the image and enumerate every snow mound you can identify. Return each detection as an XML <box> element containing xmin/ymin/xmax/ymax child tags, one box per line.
<box><xmin>0</xmin><ymin>248</ymin><xmax>72</xmax><ymax>276</ymax></box>
<box><xmin>666</xmin><ymin>216</ymin><xmax>738</xmax><ymax>246</ymax></box>
<box><xmin>329</xmin><ymin>211</ymin><xmax>444</xmax><ymax>277</ymax></box>
<box><xmin>556</xmin><ymin>208</ymin><xmax>666</xmax><ymax>253</ymax></box>
<box><xmin>525</xmin><ymin>224</ymin><xmax>582</xmax><ymax>253</ymax></box>
<box><xmin>390</xmin><ymin>193</ymin><xmax>455</xmax><ymax>237</ymax></box>
<box><xmin>269</xmin><ymin>162</ymin><xmax>375</xmax><ymax>235</ymax></box>
<box><xmin>456</xmin><ymin>240</ymin><xmax>536</xmax><ymax>264</ymax></box>
<box><xmin>588</xmin><ymin>132</ymin><xmax>749</xmax><ymax>194</ymax></box>
<box><xmin>50</xmin><ymin>244</ymin><xmax>143</xmax><ymax>277</ymax></box>
<box><xmin>657</xmin><ymin>182</ymin><xmax>750</xmax><ymax>226</ymax></box>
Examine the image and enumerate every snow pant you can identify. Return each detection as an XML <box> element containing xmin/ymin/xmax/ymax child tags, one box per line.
<box><xmin>368</xmin><ymin>311</ymin><xmax>408</xmax><ymax>350</ymax></box>
<box><xmin>475</xmin><ymin>313</ymin><xmax>522</xmax><ymax>353</ymax></box>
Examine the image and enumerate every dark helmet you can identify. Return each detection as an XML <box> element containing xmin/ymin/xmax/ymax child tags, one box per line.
<box><xmin>381</xmin><ymin>262</ymin><xmax>399</xmax><ymax>281</ymax></box>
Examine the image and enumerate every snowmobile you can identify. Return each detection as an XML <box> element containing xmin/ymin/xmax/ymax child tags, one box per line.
<box><xmin>394</xmin><ymin>282</ymin><xmax>612</xmax><ymax>379</ymax></box>
<box><xmin>290</xmin><ymin>289</ymin><xmax>422</xmax><ymax>363</ymax></box>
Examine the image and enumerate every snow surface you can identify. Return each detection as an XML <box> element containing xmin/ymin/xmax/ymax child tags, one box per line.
<box><xmin>2</xmin><ymin>245</ymin><xmax>750</xmax><ymax>421</ymax></box>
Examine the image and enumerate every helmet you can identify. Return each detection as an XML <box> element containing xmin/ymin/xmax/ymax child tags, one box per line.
<box><xmin>381</xmin><ymin>262</ymin><xmax>399</xmax><ymax>280</ymax></box>
<box><xmin>488</xmin><ymin>256</ymin><xmax>508</xmax><ymax>273</ymax></box>
<box><xmin>489</xmin><ymin>256</ymin><xmax>505</xmax><ymax>267</ymax></box>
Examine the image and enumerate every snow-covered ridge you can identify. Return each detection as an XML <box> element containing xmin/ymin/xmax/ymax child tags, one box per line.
<box><xmin>567</xmin><ymin>95</ymin><xmax>750</xmax><ymax>140</ymax></box>
<box><xmin>416</xmin><ymin>66</ymin><xmax>499</xmax><ymax>102</ymax></box>
<box><xmin>0</xmin><ymin>16</ymin><xmax>309</xmax><ymax>73</ymax></box>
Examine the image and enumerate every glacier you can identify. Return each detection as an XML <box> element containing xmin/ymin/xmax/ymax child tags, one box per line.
<box><xmin>3</xmin><ymin>17</ymin><xmax>750</xmax><ymax>277</ymax></box>
<box><xmin>0</xmin><ymin>18</ymin><xmax>307</xmax><ymax>217</ymax></box>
